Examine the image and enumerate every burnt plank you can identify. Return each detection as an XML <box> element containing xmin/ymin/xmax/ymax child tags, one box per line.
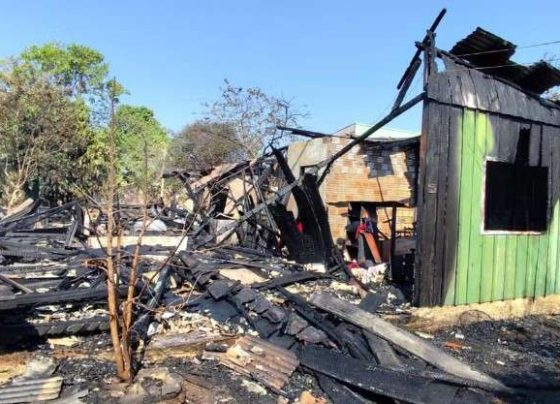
<box><xmin>469</xmin><ymin>69</ymin><xmax>490</xmax><ymax>111</ymax></box>
<box><xmin>300</xmin><ymin>345</ymin><xmax>459</xmax><ymax>404</ymax></box>
<box><xmin>416</xmin><ymin>101</ymin><xmax>442</xmax><ymax>306</ymax></box>
<box><xmin>433</xmin><ymin>103</ymin><xmax>451</xmax><ymax>305</ymax></box>
<box><xmin>458</xmin><ymin>68</ymin><xmax>477</xmax><ymax>109</ymax></box>
<box><xmin>309</xmin><ymin>291</ymin><xmax>508</xmax><ymax>391</ymax></box>
<box><xmin>365</xmin><ymin>332</ymin><xmax>403</xmax><ymax>369</ymax></box>
<box><xmin>529</xmin><ymin>123</ymin><xmax>542</xmax><ymax>167</ymax></box>
<box><xmin>442</xmin><ymin>106</ymin><xmax>463</xmax><ymax>305</ymax></box>
<box><xmin>316</xmin><ymin>375</ymin><xmax>369</xmax><ymax>404</ymax></box>
<box><xmin>496</xmin><ymin>116</ymin><xmax>519</xmax><ymax>164</ymax></box>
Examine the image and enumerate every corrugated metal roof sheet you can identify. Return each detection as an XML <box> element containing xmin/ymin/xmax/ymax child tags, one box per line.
<box><xmin>450</xmin><ymin>27</ymin><xmax>560</xmax><ymax>95</ymax></box>
<box><xmin>517</xmin><ymin>61</ymin><xmax>560</xmax><ymax>95</ymax></box>
<box><xmin>450</xmin><ymin>27</ymin><xmax>516</xmax><ymax>67</ymax></box>
<box><xmin>0</xmin><ymin>376</ymin><xmax>62</xmax><ymax>403</ymax></box>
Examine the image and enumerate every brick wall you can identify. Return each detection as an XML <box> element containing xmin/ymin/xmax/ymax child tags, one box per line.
<box><xmin>287</xmin><ymin>136</ymin><xmax>418</xmax><ymax>242</ymax></box>
<box><xmin>325</xmin><ymin>137</ymin><xmax>416</xmax><ymax>205</ymax></box>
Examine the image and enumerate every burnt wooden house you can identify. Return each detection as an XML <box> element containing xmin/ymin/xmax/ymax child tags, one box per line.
<box><xmin>415</xmin><ymin>28</ymin><xmax>560</xmax><ymax>306</ymax></box>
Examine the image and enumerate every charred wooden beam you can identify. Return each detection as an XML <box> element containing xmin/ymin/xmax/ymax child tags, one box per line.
<box><xmin>276</xmin><ymin>126</ymin><xmax>331</xmax><ymax>139</ymax></box>
<box><xmin>392</xmin><ymin>58</ymin><xmax>421</xmax><ymax>111</ymax></box>
<box><xmin>300</xmin><ymin>345</ymin><xmax>466</xmax><ymax>404</ymax></box>
<box><xmin>252</xmin><ymin>272</ymin><xmax>330</xmax><ymax>290</ymax></box>
<box><xmin>396</xmin><ymin>8</ymin><xmax>446</xmax><ymax>90</ymax></box>
<box><xmin>0</xmin><ymin>285</ymin><xmax>129</xmax><ymax>311</ymax></box>
<box><xmin>309</xmin><ymin>292</ymin><xmax>510</xmax><ymax>392</ymax></box>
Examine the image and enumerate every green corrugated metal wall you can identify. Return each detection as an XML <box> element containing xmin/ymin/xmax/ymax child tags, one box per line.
<box><xmin>443</xmin><ymin>109</ymin><xmax>560</xmax><ymax>305</ymax></box>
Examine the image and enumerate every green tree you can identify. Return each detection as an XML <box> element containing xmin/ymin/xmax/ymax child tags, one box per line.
<box><xmin>169</xmin><ymin>120</ymin><xmax>242</xmax><ymax>171</ymax></box>
<box><xmin>0</xmin><ymin>60</ymin><xmax>95</xmax><ymax>207</ymax></box>
<box><xmin>112</xmin><ymin>105</ymin><xmax>169</xmax><ymax>195</ymax></box>
<box><xmin>20</xmin><ymin>42</ymin><xmax>125</xmax><ymax>123</ymax></box>
<box><xmin>0</xmin><ymin>42</ymin><xmax>126</xmax><ymax>206</ymax></box>
<box><xmin>21</xmin><ymin>42</ymin><xmax>108</xmax><ymax>96</ymax></box>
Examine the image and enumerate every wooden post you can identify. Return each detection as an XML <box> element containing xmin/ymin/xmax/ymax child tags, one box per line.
<box><xmin>390</xmin><ymin>204</ymin><xmax>397</xmax><ymax>279</ymax></box>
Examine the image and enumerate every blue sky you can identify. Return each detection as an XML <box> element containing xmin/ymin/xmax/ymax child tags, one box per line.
<box><xmin>1</xmin><ymin>1</ymin><xmax>559</xmax><ymax>134</ymax></box>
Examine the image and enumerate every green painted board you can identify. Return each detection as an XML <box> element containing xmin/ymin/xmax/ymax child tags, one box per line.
<box><xmin>480</xmin><ymin>113</ymin><xmax>496</xmax><ymax>302</ymax></box>
<box><xmin>431</xmin><ymin>106</ymin><xmax>560</xmax><ymax>306</ymax></box>
<box><xmin>466</xmin><ymin>111</ymin><xmax>486</xmax><ymax>303</ymax></box>
<box><xmin>535</xmin><ymin>237</ymin><xmax>548</xmax><ymax>297</ymax></box>
<box><xmin>480</xmin><ymin>236</ymin><xmax>495</xmax><ymax>302</ymax></box>
<box><xmin>547</xmin><ymin>201</ymin><xmax>560</xmax><ymax>294</ymax></box>
<box><xmin>503</xmin><ymin>236</ymin><xmax>517</xmax><ymax>300</ymax></box>
<box><xmin>514</xmin><ymin>236</ymin><xmax>529</xmax><ymax>299</ymax></box>
<box><xmin>492</xmin><ymin>236</ymin><xmax>507</xmax><ymax>301</ymax></box>
<box><xmin>555</xmin><ymin>207</ymin><xmax>560</xmax><ymax>294</ymax></box>
<box><xmin>526</xmin><ymin>235</ymin><xmax>540</xmax><ymax>298</ymax></box>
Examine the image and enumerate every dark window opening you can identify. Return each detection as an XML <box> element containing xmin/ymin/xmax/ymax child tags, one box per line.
<box><xmin>484</xmin><ymin>161</ymin><xmax>548</xmax><ymax>232</ymax></box>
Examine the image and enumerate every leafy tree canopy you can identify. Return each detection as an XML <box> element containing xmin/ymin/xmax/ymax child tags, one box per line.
<box><xmin>0</xmin><ymin>61</ymin><xmax>96</xmax><ymax>206</ymax></box>
<box><xmin>21</xmin><ymin>42</ymin><xmax>108</xmax><ymax>96</ymax></box>
<box><xmin>20</xmin><ymin>42</ymin><xmax>126</xmax><ymax>123</ymax></box>
<box><xmin>169</xmin><ymin>120</ymin><xmax>242</xmax><ymax>171</ymax></box>
<box><xmin>112</xmin><ymin>105</ymin><xmax>170</xmax><ymax>193</ymax></box>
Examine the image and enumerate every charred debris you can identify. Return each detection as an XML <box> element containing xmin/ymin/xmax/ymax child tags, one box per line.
<box><xmin>2</xmin><ymin>8</ymin><xmax>560</xmax><ymax>404</ymax></box>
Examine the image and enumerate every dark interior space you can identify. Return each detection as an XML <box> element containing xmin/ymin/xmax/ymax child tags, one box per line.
<box><xmin>484</xmin><ymin>161</ymin><xmax>548</xmax><ymax>232</ymax></box>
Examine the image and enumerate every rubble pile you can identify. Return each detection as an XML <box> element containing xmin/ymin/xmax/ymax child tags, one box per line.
<box><xmin>1</xmin><ymin>147</ymin><xmax>560</xmax><ymax>403</ymax></box>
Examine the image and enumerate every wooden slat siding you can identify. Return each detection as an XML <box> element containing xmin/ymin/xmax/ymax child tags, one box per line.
<box><xmin>514</xmin><ymin>235</ymin><xmax>529</xmax><ymax>298</ymax></box>
<box><xmin>427</xmin><ymin>68</ymin><xmax>442</xmax><ymax>106</ymax></box>
<box><xmin>495</xmin><ymin>77</ymin><xmax>513</xmax><ymax>124</ymax></box>
<box><xmin>480</xmin><ymin>114</ymin><xmax>496</xmax><ymax>302</ymax></box>
<box><xmin>448</xmin><ymin>70</ymin><xmax>464</xmax><ymax>108</ymax></box>
<box><xmin>536</xmin><ymin>125</ymin><xmax>553</xmax><ymax>297</ymax></box>
<box><xmin>527</xmin><ymin>235</ymin><xmax>540</xmax><ymax>297</ymax></box>
<box><xmin>499</xmin><ymin>117</ymin><xmax>519</xmax><ymax>163</ymax></box>
<box><xmin>546</xmin><ymin>127</ymin><xmax>560</xmax><ymax>294</ymax></box>
<box><xmin>433</xmin><ymin>104</ymin><xmax>452</xmax><ymax>305</ymax></box>
<box><xmin>493</xmin><ymin>236</ymin><xmax>507</xmax><ymax>301</ymax></box>
<box><xmin>431</xmin><ymin>62</ymin><xmax>560</xmax><ymax>127</ymax></box>
<box><xmin>459</xmin><ymin>69</ymin><xmax>477</xmax><ymax>109</ymax></box>
<box><xmin>466</xmin><ymin>111</ymin><xmax>486</xmax><ymax>303</ymax></box>
<box><xmin>468</xmin><ymin>69</ymin><xmax>486</xmax><ymax>110</ymax></box>
<box><xmin>525</xmin><ymin>124</ymin><xmax>543</xmax><ymax>297</ymax></box>
<box><xmin>503</xmin><ymin>119</ymin><xmax>521</xmax><ymax>300</ymax></box>
<box><xmin>503</xmin><ymin>236</ymin><xmax>518</xmax><ymax>300</ymax></box>
<box><xmin>529</xmin><ymin>123</ymin><xmax>542</xmax><ymax>166</ymax></box>
<box><xmin>513</xmin><ymin>124</ymin><xmax>531</xmax><ymax>299</ymax></box>
<box><xmin>541</xmin><ymin>126</ymin><xmax>560</xmax><ymax>295</ymax></box>
<box><xmin>419</xmin><ymin>102</ymin><xmax>443</xmax><ymax>305</ymax></box>
<box><xmin>442</xmin><ymin>106</ymin><xmax>463</xmax><ymax>305</ymax></box>
<box><xmin>422</xmin><ymin>61</ymin><xmax>560</xmax><ymax>306</ymax></box>
<box><xmin>455</xmin><ymin>109</ymin><xmax>476</xmax><ymax>305</ymax></box>
<box><xmin>549</xmin><ymin>196</ymin><xmax>560</xmax><ymax>293</ymax></box>
<box><xmin>487</xmin><ymin>114</ymin><xmax>506</xmax><ymax>301</ymax></box>
<box><xmin>486</xmin><ymin>74</ymin><xmax>501</xmax><ymax>113</ymax></box>
<box><xmin>414</xmin><ymin>100</ymin><xmax>430</xmax><ymax>306</ymax></box>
